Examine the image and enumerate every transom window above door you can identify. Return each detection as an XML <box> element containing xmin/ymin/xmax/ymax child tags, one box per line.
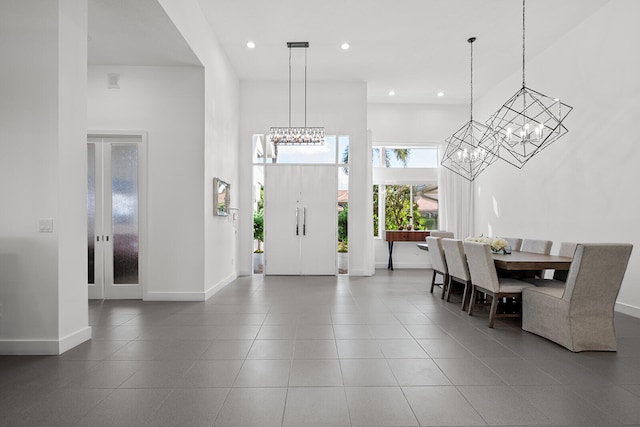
<box><xmin>253</xmin><ymin>134</ymin><xmax>349</xmax><ymax>165</ymax></box>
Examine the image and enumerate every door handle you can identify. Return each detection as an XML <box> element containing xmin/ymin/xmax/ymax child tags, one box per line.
<box><xmin>295</xmin><ymin>207</ymin><xmax>299</xmax><ymax>235</ymax></box>
<box><xmin>302</xmin><ymin>207</ymin><xmax>306</xmax><ymax>236</ymax></box>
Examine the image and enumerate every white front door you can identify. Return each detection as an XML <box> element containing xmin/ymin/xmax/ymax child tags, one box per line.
<box><xmin>264</xmin><ymin>165</ymin><xmax>337</xmax><ymax>275</ymax></box>
<box><xmin>88</xmin><ymin>134</ymin><xmax>145</xmax><ymax>299</ymax></box>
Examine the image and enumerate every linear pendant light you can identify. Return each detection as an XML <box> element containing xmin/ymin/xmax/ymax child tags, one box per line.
<box><xmin>269</xmin><ymin>42</ymin><xmax>325</xmax><ymax>146</ymax></box>
<box><xmin>441</xmin><ymin>37</ymin><xmax>500</xmax><ymax>181</ymax></box>
<box><xmin>481</xmin><ymin>0</ymin><xmax>573</xmax><ymax>168</ymax></box>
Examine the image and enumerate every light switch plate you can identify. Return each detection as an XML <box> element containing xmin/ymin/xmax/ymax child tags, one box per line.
<box><xmin>39</xmin><ymin>218</ymin><xmax>53</xmax><ymax>233</ymax></box>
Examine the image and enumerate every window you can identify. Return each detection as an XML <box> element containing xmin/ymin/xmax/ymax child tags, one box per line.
<box><xmin>372</xmin><ymin>145</ymin><xmax>439</xmax><ymax>237</ymax></box>
<box><xmin>374</xmin><ymin>184</ymin><xmax>439</xmax><ymax>235</ymax></box>
<box><xmin>372</xmin><ymin>147</ymin><xmax>439</xmax><ymax>168</ymax></box>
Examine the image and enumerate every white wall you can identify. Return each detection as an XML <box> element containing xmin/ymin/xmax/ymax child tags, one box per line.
<box><xmin>368</xmin><ymin>103</ymin><xmax>468</xmax><ymax>269</ymax></box>
<box><xmin>87</xmin><ymin>65</ymin><xmax>207</xmax><ymax>299</ymax></box>
<box><xmin>158</xmin><ymin>0</ymin><xmax>241</xmax><ymax>296</ymax></box>
<box><xmin>0</xmin><ymin>0</ymin><xmax>89</xmax><ymax>354</ymax></box>
<box><xmin>239</xmin><ymin>81</ymin><xmax>372</xmax><ymax>275</ymax></box>
<box><xmin>474</xmin><ymin>0</ymin><xmax>640</xmax><ymax>316</ymax></box>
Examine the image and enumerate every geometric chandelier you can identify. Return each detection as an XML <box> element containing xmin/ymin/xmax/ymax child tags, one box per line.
<box><xmin>441</xmin><ymin>37</ymin><xmax>500</xmax><ymax>181</ymax></box>
<box><xmin>269</xmin><ymin>42</ymin><xmax>325</xmax><ymax>146</ymax></box>
<box><xmin>482</xmin><ymin>0</ymin><xmax>573</xmax><ymax>168</ymax></box>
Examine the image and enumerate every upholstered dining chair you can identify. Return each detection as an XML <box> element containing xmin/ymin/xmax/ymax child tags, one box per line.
<box><xmin>521</xmin><ymin>238</ymin><xmax>553</xmax><ymax>278</ymax></box>
<box><xmin>522</xmin><ymin>243</ymin><xmax>633</xmax><ymax>352</ymax></box>
<box><xmin>426</xmin><ymin>236</ymin><xmax>448</xmax><ymax>298</ymax></box>
<box><xmin>501</xmin><ymin>237</ymin><xmax>523</xmax><ymax>252</ymax></box>
<box><xmin>463</xmin><ymin>241</ymin><xmax>534</xmax><ymax>328</ymax></box>
<box><xmin>441</xmin><ymin>238</ymin><xmax>472</xmax><ymax>310</ymax></box>
<box><xmin>429</xmin><ymin>231</ymin><xmax>455</xmax><ymax>238</ymax></box>
<box><xmin>524</xmin><ymin>242</ymin><xmax>578</xmax><ymax>288</ymax></box>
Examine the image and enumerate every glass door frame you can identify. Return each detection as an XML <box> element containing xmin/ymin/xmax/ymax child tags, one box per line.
<box><xmin>87</xmin><ymin>131</ymin><xmax>148</xmax><ymax>299</ymax></box>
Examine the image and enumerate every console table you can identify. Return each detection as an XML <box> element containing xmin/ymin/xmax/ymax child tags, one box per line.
<box><xmin>384</xmin><ymin>230</ymin><xmax>431</xmax><ymax>270</ymax></box>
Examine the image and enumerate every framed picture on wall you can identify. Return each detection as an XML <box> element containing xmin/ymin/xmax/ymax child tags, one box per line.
<box><xmin>213</xmin><ymin>177</ymin><xmax>230</xmax><ymax>216</ymax></box>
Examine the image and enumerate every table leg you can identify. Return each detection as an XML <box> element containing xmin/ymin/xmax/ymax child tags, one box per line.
<box><xmin>387</xmin><ymin>241</ymin><xmax>394</xmax><ymax>270</ymax></box>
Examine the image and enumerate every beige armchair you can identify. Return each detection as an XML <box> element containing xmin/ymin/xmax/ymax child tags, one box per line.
<box><xmin>522</xmin><ymin>243</ymin><xmax>633</xmax><ymax>352</ymax></box>
<box><xmin>426</xmin><ymin>236</ymin><xmax>448</xmax><ymax>298</ymax></box>
<box><xmin>463</xmin><ymin>241</ymin><xmax>534</xmax><ymax>327</ymax></box>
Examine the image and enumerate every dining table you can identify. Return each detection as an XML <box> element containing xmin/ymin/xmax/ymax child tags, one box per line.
<box><xmin>417</xmin><ymin>243</ymin><xmax>573</xmax><ymax>272</ymax></box>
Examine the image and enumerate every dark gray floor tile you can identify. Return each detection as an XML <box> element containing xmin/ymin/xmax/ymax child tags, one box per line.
<box><xmin>403</xmin><ymin>385</ymin><xmax>486</xmax><ymax>426</ymax></box>
<box><xmin>418</xmin><ymin>337</ymin><xmax>475</xmax><ymax>358</ymax></box>
<box><xmin>177</xmin><ymin>359</ymin><xmax>243</xmax><ymax>387</ymax></box>
<box><xmin>76</xmin><ymin>388</ymin><xmax>171</xmax><ymax>427</ymax></box>
<box><xmin>387</xmin><ymin>359</ymin><xmax>451</xmax><ymax>386</ymax></box>
<box><xmin>119</xmin><ymin>360</ymin><xmax>194</xmax><ymax>388</ymax></box>
<box><xmin>434</xmin><ymin>358</ymin><xmax>505</xmax><ymax>385</ymax></box>
<box><xmin>568</xmin><ymin>383</ymin><xmax>640</xmax><ymax>424</ymax></box>
<box><xmin>340</xmin><ymin>359</ymin><xmax>397</xmax><ymax>386</ymax></box>
<box><xmin>480</xmin><ymin>357</ymin><xmax>560</xmax><ymax>385</ymax></box>
<box><xmin>201</xmin><ymin>340</ymin><xmax>253</xmax><ymax>359</ymax></box>
<box><xmin>289</xmin><ymin>359</ymin><xmax>343</xmax><ymax>386</ymax></box>
<box><xmin>144</xmin><ymin>388</ymin><xmax>228</xmax><ymax>427</ymax></box>
<box><xmin>514</xmin><ymin>384</ymin><xmax>620</xmax><ymax>425</ymax></box>
<box><xmin>458</xmin><ymin>385</ymin><xmax>552</xmax><ymax>425</ymax></box>
<box><xmin>213</xmin><ymin>387</ymin><xmax>287</xmax><ymax>427</ymax></box>
<box><xmin>345</xmin><ymin>386</ymin><xmax>419</xmax><ymax>426</ymax></box>
<box><xmin>60</xmin><ymin>339</ymin><xmax>128</xmax><ymax>361</ymax></box>
<box><xmin>283</xmin><ymin>387</ymin><xmax>350</xmax><ymax>427</ymax></box>
<box><xmin>233</xmin><ymin>359</ymin><xmax>291</xmax><ymax>387</ymax></box>
<box><xmin>63</xmin><ymin>360</ymin><xmax>143</xmax><ymax>388</ymax></box>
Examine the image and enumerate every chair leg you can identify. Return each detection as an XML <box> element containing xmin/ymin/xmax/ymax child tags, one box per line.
<box><xmin>445</xmin><ymin>275</ymin><xmax>453</xmax><ymax>302</ymax></box>
<box><xmin>468</xmin><ymin>286</ymin><xmax>476</xmax><ymax>316</ymax></box>
<box><xmin>429</xmin><ymin>270</ymin><xmax>436</xmax><ymax>293</ymax></box>
<box><xmin>440</xmin><ymin>273</ymin><xmax>447</xmax><ymax>299</ymax></box>
<box><xmin>461</xmin><ymin>281</ymin><xmax>469</xmax><ymax>311</ymax></box>
<box><xmin>488</xmin><ymin>294</ymin><xmax>499</xmax><ymax>328</ymax></box>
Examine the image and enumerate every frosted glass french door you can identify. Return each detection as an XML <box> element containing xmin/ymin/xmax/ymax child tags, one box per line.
<box><xmin>88</xmin><ymin>135</ymin><xmax>143</xmax><ymax>299</ymax></box>
<box><xmin>264</xmin><ymin>165</ymin><xmax>337</xmax><ymax>275</ymax></box>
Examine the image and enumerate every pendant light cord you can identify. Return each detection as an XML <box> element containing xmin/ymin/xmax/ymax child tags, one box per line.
<box><xmin>288</xmin><ymin>47</ymin><xmax>292</xmax><ymax>128</ymax></box>
<box><xmin>522</xmin><ymin>0</ymin><xmax>526</xmax><ymax>87</ymax></box>
<box><xmin>304</xmin><ymin>47</ymin><xmax>308</xmax><ymax>128</ymax></box>
<box><xmin>470</xmin><ymin>38</ymin><xmax>474</xmax><ymax>122</ymax></box>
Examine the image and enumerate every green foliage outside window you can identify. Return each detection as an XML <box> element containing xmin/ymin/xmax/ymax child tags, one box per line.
<box><xmin>338</xmin><ymin>204</ymin><xmax>348</xmax><ymax>252</ymax></box>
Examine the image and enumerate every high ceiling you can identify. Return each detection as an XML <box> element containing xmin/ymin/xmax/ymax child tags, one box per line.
<box><xmin>89</xmin><ymin>0</ymin><xmax>611</xmax><ymax>104</ymax></box>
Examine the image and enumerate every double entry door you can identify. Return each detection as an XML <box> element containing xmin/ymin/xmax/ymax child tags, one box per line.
<box><xmin>88</xmin><ymin>134</ymin><xmax>144</xmax><ymax>299</ymax></box>
<box><xmin>264</xmin><ymin>165</ymin><xmax>337</xmax><ymax>275</ymax></box>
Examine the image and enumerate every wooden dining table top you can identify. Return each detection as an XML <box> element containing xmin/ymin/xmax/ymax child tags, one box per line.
<box><xmin>417</xmin><ymin>243</ymin><xmax>573</xmax><ymax>271</ymax></box>
<box><xmin>492</xmin><ymin>251</ymin><xmax>573</xmax><ymax>271</ymax></box>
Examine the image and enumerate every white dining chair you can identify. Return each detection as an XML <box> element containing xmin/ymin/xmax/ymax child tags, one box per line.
<box><xmin>463</xmin><ymin>241</ymin><xmax>534</xmax><ymax>328</ymax></box>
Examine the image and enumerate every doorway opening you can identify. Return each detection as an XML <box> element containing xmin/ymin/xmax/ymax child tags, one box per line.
<box><xmin>251</xmin><ymin>134</ymin><xmax>349</xmax><ymax>275</ymax></box>
<box><xmin>88</xmin><ymin>132</ymin><xmax>146</xmax><ymax>299</ymax></box>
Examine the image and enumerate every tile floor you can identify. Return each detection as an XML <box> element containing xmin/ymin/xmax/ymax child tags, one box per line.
<box><xmin>2</xmin><ymin>269</ymin><xmax>640</xmax><ymax>426</ymax></box>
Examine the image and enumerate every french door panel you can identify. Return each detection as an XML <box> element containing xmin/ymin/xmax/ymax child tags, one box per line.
<box><xmin>264</xmin><ymin>165</ymin><xmax>336</xmax><ymax>276</ymax></box>
<box><xmin>264</xmin><ymin>165</ymin><xmax>301</xmax><ymax>275</ymax></box>
<box><xmin>88</xmin><ymin>136</ymin><xmax>142</xmax><ymax>299</ymax></box>
<box><xmin>300</xmin><ymin>165</ymin><xmax>337</xmax><ymax>275</ymax></box>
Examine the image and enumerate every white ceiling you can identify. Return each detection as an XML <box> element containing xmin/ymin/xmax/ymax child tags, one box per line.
<box><xmin>89</xmin><ymin>0</ymin><xmax>611</xmax><ymax>104</ymax></box>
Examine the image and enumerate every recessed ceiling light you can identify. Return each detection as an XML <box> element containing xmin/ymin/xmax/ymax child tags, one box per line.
<box><xmin>437</xmin><ymin>92</ymin><xmax>445</xmax><ymax>97</ymax></box>
<box><xmin>246</xmin><ymin>41</ymin><xmax>256</xmax><ymax>49</ymax></box>
<box><xmin>341</xmin><ymin>42</ymin><xmax>350</xmax><ymax>50</ymax></box>
<box><xmin>388</xmin><ymin>91</ymin><xmax>396</xmax><ymax>96</ymax></box>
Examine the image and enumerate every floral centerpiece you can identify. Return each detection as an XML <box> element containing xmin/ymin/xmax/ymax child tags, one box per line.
<box><xmin>465</xmin><ymin>235</ymin><xmax>509</xmax><ymax>253</ymax></box>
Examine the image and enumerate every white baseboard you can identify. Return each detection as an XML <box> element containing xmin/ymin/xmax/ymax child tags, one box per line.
<box><xmin>0</xmin><ymin>326</ymin><xmax>91</xmax><ymax>355</ymax></box>
<box><xmin>349</xmin><ymin>269</ymin><xmax>375</xmax><ymax>277</ymax></box>
<box><xmin>144</xmin><ymin>273</ymin><xmax>239</xmax><ymax>302</ymax></box>
<box><xmin>59</xmin><ymin>326</ymin><xmax>92</xmax><ymax>354</ymax></box>
<box><xmin>205</xmin><ymin>272</ymin><xmax>238</xmax><ymax>300</ymax></box>
<box><xmin>615</xmin><ymin>301</ymin><xmax>640</xmax><ymax>318</ymax></box>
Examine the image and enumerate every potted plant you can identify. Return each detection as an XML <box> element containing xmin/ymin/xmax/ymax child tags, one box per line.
<box><xmin>338</xmin><ymin>205</ymin><xmax>348</xmax><ymax>274</ymax></box>
<box><xmin>253</xmin><ymin>209</ymin><xmax>264</xmax><ymax>273</ymax></box>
